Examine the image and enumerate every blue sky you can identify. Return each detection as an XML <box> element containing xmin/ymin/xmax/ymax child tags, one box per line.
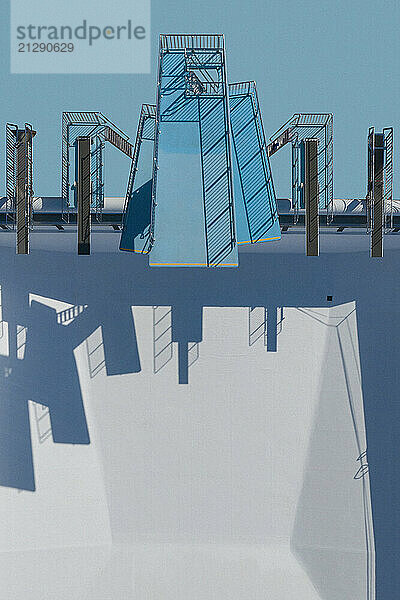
<box><xmin>1</xmin><ymin>0</ymin><xmax>399</xmax><ymax>199</ymax></box>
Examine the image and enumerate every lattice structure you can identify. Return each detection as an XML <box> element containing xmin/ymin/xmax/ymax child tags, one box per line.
<box><xmin>120</xmin><ymin>104</ymin><xmax>156</xmax><ymax>254</ymax></box>
<box><xmin>268</xmin><ymin>113</ymin><xmax>334</xmax><ymax>224</ymax></box>
<box><xmin>61</xmin><ymin>112</ymin><xmax>133</xmax><ymax>221</ymax></box>
<box><xmin>149</xmin><ymin>34</ymin><xmax>236</xmax><ymax>267</ymax></box>
<box><xmin>229</xmin><ymin>81</ymin><xmax>280</xmax><ymax>243</ymax></box>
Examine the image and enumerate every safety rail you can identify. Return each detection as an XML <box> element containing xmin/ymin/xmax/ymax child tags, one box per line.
<box><xmin>185</xmin><ymin>79</ymin><xmax>224</xmax><ymax>97</ymax></box>
<box><xmin>121</xmin><ymin>103</ymin><xmax>156</xmax><ymax>254</ymax></box>
<box><xmin>103</xmin><ymin>126</ymin><xmax>133</xmax><ymax>158</ymax></box>
<box><xmin>160</xmin><ymin>34</ymin><xmax>224</xmax><ymax>51</ymax></box>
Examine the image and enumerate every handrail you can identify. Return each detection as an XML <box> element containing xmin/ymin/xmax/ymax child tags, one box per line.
<box><xmin>160</xmin><ymin>34</ymin><xmax>224</xmax><ymax>51</ymax></box>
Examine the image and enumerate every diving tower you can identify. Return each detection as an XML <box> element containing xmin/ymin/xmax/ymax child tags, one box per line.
<box><xmin>120</xmin><ymin>36</ymin><xmax>281</xmax><ymax>265</ymax></box>
<box><xmin>148</xmin><ymin>34</ymin><xmax>237</xmax><ymax>267</ymax></box>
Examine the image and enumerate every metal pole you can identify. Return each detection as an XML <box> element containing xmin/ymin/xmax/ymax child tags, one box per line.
<box><xmin>305</xmin><ymin>138</ymin><xmax>319</xmax><ymax>256</ymax></box>
<box><xmin>371</xmin><ymin>133</ymin><xmax>384</xmax><ymax>258</ymax></box>
<box><xmin>76</xmin><ymin>136</ymin><xmax>91</xmax><ymax>255</ymax></box>
<box><xmin>15</xmin><ymin>127</ymin><xmax>35</xmax><ymax>255</ymax></box>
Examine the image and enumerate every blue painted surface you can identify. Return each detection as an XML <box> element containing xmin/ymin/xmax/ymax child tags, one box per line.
<box><xmin>150</xmin><ymin>44</ymin><xmax>237</xmax><ymax>267</ymax></box>
<box><xmin>150</xmin><ymin>121</ymin><xmax>210</xmax><ymax>266</ymax></box>
<box><xmin>232</xmin><ymin>153</ymin><xmax>281</xmax><ymax>245</ymax></box>
<box><xmin>229</xmin><ymin>85</ymin><xmax>281</xmax><ymax>245</ymax></box>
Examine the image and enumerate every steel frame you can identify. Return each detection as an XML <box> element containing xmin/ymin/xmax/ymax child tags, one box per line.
<box><xmin>269</xmin><ymin>113</ymin><xmax>334</xmax><ymax>224</ymax></box>
<box><xmin>61</xmin><ymin>112</ymin><xmax>133</xmax><ymax>222</ymax></box>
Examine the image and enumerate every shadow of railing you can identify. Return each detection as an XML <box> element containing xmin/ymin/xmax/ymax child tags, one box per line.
<box><xmin>86</xmin><ymin>329</ymin><xmax>106</xmax><ymax>379</ymax></box>
<box><xmin>32</xmin><ymin>402</ymin><xmax>52</xmax><ymax>444</ymax></box>
<box><xmin>153</xmin><ymin>306</ymin><xmax>173</xmax><ymax>373</ymax></box>
<box><xmin>188</xmin><ymin>341</ymin><xmax>199</xmax><ymax>368</ymax></box>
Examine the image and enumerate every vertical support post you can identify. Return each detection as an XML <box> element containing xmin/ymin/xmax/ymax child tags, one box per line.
<box><xmin>371</xmin><ymin>133</ymin><xmax>384</xmax><ymax>258</ymax></box>
<box><xmin>15</xmin><ymin>127</ymin><xmax>35</xmax><ymax>255</ymax></box>
<box><xmin>76</xmin><ymin>136</ymin><xmax>91</xmax><ymax>255</ymax></box>
<box><xmin>305</xmin><ymin>138</ymin><xmax>319</xmax><ymax>257</ymax></box>
<box><xmin>367</xmin><ymin>128</ymin><xmax>374</xmax><ymax>233</ymax></box>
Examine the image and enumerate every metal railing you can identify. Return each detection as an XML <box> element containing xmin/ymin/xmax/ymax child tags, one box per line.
<box><xmin>160</xmin><ymin>34</ymin><xmax>224</xmax><ymax>51</ymax></box>
<box><xmin>121</xmin><ymin>103</ymin><xmax>156</xmax><ymax>253</ymax></box>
